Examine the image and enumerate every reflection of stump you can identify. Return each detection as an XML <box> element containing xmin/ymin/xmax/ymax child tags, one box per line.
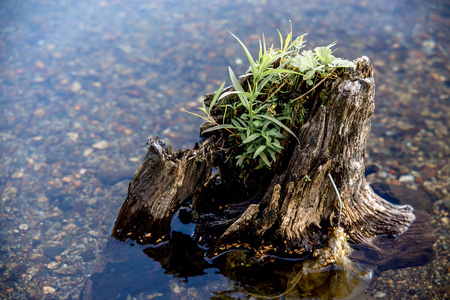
<box><xmin>111</xmin><ymin>57</ymin><xmax>415</xmax><ymax>255</ymax></box>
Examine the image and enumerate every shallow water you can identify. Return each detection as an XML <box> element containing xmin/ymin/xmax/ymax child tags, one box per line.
<box><xmin>1</xmin><ymin>0</ymin><xmax>449</xmax><ymax>299</ymax></box>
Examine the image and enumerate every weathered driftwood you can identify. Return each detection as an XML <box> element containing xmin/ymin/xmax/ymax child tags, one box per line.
<box><xmin>111</xmin><ymin>57</ymin><xmax>415</xmax><ymax>256</ymax></box>
<box><xmin>112</xmin><ymin>137</ymin><xmax>215</xmax><ymax>244</ymax></box>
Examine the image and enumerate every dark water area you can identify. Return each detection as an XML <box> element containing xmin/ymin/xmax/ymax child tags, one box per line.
<box><xmin>0</xmin><ymin>0</ymin><xmax>449</xmax><ymax>299</ymax></box>
<box><xmin>82</xmin><ymin>220</ymin><xmax>374</xmax><ymax>299</ymax></box>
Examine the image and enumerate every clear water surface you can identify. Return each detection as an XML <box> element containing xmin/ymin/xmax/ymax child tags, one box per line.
<box><xmin>0</xmin><ymin>0</ymin><xmax>448</xmax><ymax>299</ymax></box>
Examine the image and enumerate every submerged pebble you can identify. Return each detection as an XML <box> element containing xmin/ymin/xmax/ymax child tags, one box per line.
<box><xmin>18</xmin><ymin>224</ymin><xmax>29</xmax><ymax>231</ymax></box>
<box><xmin>399</xmin><ymin>174</ymin><xmax>415</xmax><ymax>183</ymax></box>
<box><xmin>373</xmin><ymin>291</ymin><xmax>386</xmax><ymax>298</ymax></box>
<box><xmin>92</xmin><ymin>141</ymin><xmax>110</xmax><ymax>150</ymax></box>
<box><xmin>42</xmin><ymin>286</ymin><xmax>56</xmax><ymax>295</ymax></box>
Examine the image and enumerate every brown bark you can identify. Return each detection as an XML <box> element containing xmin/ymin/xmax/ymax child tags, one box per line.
<box><xmin>112</xmin><ymin>137</ymin><xmax>215</xmax><ymax>244</ymax></box>
<box><xmin>111</xmin><ymin>57</ymin><xmax>415</xmax><ymax>256</ymax></box>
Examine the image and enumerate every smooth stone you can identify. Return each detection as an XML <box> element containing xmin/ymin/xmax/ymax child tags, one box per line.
<box><xmin>399</xmin><ymin>174</ymin><xmax>414</xmax><ymax>183</ymax></box>
<box><xmin>373</xmin><ymin>291</ymin><xmax>386</xmax><ymax>298</ymax></box>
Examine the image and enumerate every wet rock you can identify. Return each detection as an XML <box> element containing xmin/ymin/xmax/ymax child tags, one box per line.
<box><xmin>442</xmin><ymin>217</ymin><xmax>449</xmax><ymax>226</ymax></box>
<box><xmin>42</xmin><ymin>286</ymin><xmax>56</xmax><ymax>295</ymax></box>
<box><xmin>169</xmin><ymin>282</ymin><xmax>184</xmax><ymax>294</ymax></box>
<box><xmin>55</xmin><ymin>265</ymin><xmax>78</xmax><ymax>275</ymax></box>
<box><xmin>399</xmin><ymin>174</ymin><xmax>414</xmax><ymax>183</ymax></box>
<box><xmin>373</xmin><ymin>291</ymin><xmax>386</xmax><ymax>298</ymax></box>
<box><xmin>70</xmin><ymin>82</ymin><xmax>82</xmax><ymax>93</ymax></box>
<box><xmin>43</xmin><ymin>246</ymin><xmax>65</xmax><ymax>259</ymax></box>
<box><xmin>18</xmin><ymin>224</ymin><xmax>29</xmax><ymax>231</ymax></box>
<box><xmin>92</xmin><ymin>140</ymin><xmax>110</xmax><ymax>150</ymax></box>
<box><xmin>422</xmin><ymin>164</ymin><xmax>438</xmax><ymax>177</ymax></box>
<box><xmin>37</xmin><ymin>196</ymin><xmax>48</xmax><ymax>203</ymax></box>
<box><xmin>32</xmin><ymin>254</ymin><xmax>51</xmax><ymax>264</ymax></box>
<box><xmin>80</xmin><ymin>250</ymin><xmax>96</xmax><ymax>262</ymax></box>
<box><xmin>83</xmin><ymin>148</ymin><xmax>93</xmax><ymax>157</ymax></box>
<box><xmin>46</xmin><ymin>261</ymin><xmax>59</xmax><ymax>270</ymax></box>
<box><xmin>73</xmin><ymin>201</ymin><xmax>88</xmax><ymax>213</ymax></box>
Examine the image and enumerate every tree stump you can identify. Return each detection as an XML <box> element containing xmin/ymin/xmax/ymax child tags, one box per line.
<box><xmin>110</xmin><ymin>57</ymin><xmax>415</xmax><ymax>256</ymax></box>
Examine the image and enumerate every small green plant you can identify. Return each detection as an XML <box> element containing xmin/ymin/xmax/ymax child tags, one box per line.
<box><xmin>290</xmin><ymin>42</ymin><xmax>355</xmax><ymax>87</ymax></box>
<box><xmin>183</xmin><ymin>25</ymin><xmax>355</xmax><ymax>169</ymax></box>
<box><xmin>201</xmin><ymin>32</ymin><xmax>301</xmax><ymax>168</ymax></box>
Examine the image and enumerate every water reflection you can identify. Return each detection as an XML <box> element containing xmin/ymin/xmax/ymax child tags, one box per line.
<box><xmin>83</xmin><ymin>230</ymin><xmax>373</xmax><ymax>300</ymax></box>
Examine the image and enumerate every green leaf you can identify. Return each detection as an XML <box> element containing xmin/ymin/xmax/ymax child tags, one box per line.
<box><xmin>179</xmin><ymin>108</ymin><xmax>210</xmax><ymax>122</ymax></box>
<box><xmin>284</xmin><ymin>31</ymin><xmax>292</xmax><ymax>52</ymax></box>
<box><xmin>303</xmin><ymin>69</ymin><xmax>314</xmax><ymax>79</ymax></box>
<box><xmin>230</xmin><ymin>32</ymin><xmax>257</xmax><ymax>78</ymax></box>
<box><xmin>261</xmin><ymin>119</ymin><xmax>272</xmax><ymax>132</ymax></box>
<box><xmin>253</xmin><ymin>120</ymin><xmax>263</xmax><ymax>128</ymax></box>
<box><xmin>271</xmin><ymin>141</ymin><xmax>284</xmax><ymax>150</ymax></box>
<box><xmin>254</xmin><ymin>104</ymin><xmax>268</xmax><ymax>114</ymax></box>
<box><xmin>259</xmin><ymin>152</ymin><xmax>271</xmax><ymax>167</ymax></box>
<box><xmin>228</xmin><ymin>67</ymin><xmax>250</xmax><ymax>110</ymax></box>
<box><xmin>243</xmin><ymin>133</ymin><xmax>261</xmax><ymax>144</ymax></box>
<box><xmin>331</xmin><ymin>58</ymin><xmax>355</xmax><ymax>68</ymax></box>
<box><xmin>253</xmin><ymin>145</ymin><xmax>267</xmax><ymax>158</ymax></box>
<box><xmin>277</xmin><ymin>29</ymin><xmax>284</xmax><ymax>53</ymax></box>
<box><xmin>260</xmin><ymin>33</ymin><xmax>268</xmax><ymax>61</ymax></box>
<box><xmin>258</xmin><ymin>114</ymin><xmax>300</xmax><ymax>144</ymax></box>
<box><xmin>259</xmin><ymin>38</ymin><xmax>263</xmax><ymax>62</ymax></box>
<box><xmin>209</xmin><ymin>82</ymin><xmax>226</xmax><ymax>114</ymax></box>
<box><xmin>246</xmin><ymin>143</ymin><xmax>255</xmax><ymax>152</ymax></box>
<box><xmin>231</xmin><ymin>118</ymin><xmax>246</xmax><ymax>130</ymax></box>
<box><xmin>291</xmin><ymin>50</ymin><xmax>318</xmax><ymax>72</ymax></box>
<box><xmin>260</xmin><ymin>67</ymin><xmax>300</xmax><ymax>79</ymax></box>
<box><xmin>218</xmin><ymin>90</ymin><xmax>245</xmax><ymax>101</ymax></box>
<box><xmin>269</xmin><ymin>150</ymin><xmax>277</xmax><ymax>162</ymax></box>
<box><xmin>236</xmin><ymin>155</ymin><xmax>245</xmax><ymax>166</ymax></box>
<box><xmin>201</xmin><ymin>124</ymin><xmax>237</xmax><ymax>134</ymax></box>
<box><xmin>267</xmin><ymin>128</ymin><xmax>285</xmax><ymax>139</ymax></box>
<box><xmin>236</xmin><ymin>117</ymin><xmax>248</xmax><ymax>127</ymax></box>
<box><xmin>314</xmin><ymin>46</ymin><xmax>335</xmax><ymax>65</ymax></box>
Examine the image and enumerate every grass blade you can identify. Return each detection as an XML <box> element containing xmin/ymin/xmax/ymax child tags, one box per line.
<box><xmin>228</xmin><ymin>67</ymin><xmax>250</xmax><ymax>110</ymax></box>
<box><xmin>208</xmin><ymin>82</ymin><xmax>226</xmax><ymax>114</ymax></box>
<box><xmin>179</xmin><ymin>109</ymin><xmax>210</xmax><ymax>122</ymax></box>
<box><xmin>230</xmin><ymin>32</ymin><xmax>257</xmax><ymax>78</ymax></box>
<box><xmin>201</xmin><ymin>124</ymin><xmax>237</xmax><ymax>134</ymax></box>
